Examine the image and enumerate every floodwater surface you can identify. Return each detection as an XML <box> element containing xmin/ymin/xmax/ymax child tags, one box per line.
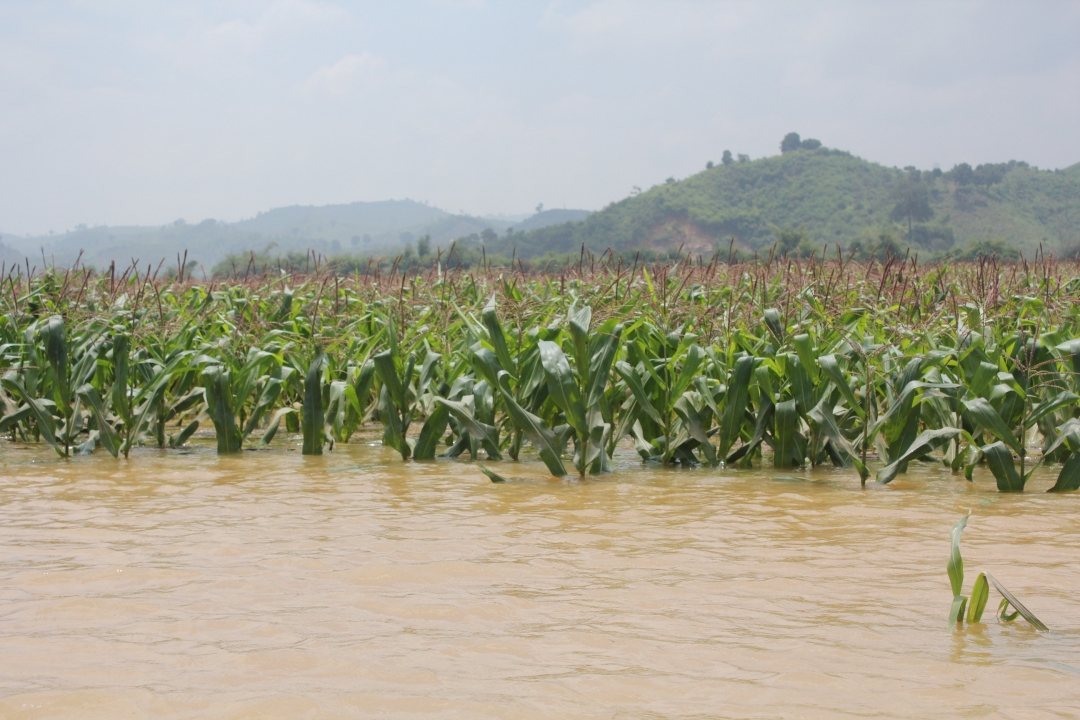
<box><xmin>1</xmin><ymin>442</ymin><xmax>1079</xmax><ymax>719</ymax></box>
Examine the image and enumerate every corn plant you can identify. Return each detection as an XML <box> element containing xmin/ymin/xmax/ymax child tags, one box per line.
<box><xmin>947</xmin><ymin>514</ymin><xmax>1047</xmax><ymax>631</ymax></box>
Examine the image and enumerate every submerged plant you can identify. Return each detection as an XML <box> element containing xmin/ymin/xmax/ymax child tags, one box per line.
<box><xmin>947</xmin><ymin>514</ymin><xmax>1048</xmax><ymax>631</ymax></box>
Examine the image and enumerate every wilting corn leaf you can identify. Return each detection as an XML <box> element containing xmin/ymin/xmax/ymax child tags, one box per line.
<box><xmin>986</xmin><ymin>573</ymin><xmax>1048</xmax><ymax>632</ymax></box>
<box><xmin>496</xmin><ymin>371</ymin><xmax>566</xmax><ymax>476</ymax></box>
<box><xmin>1</xmin><ymin>371</ymin><xmax>65</xmax><ymax>457</ymax></box>
<box><xmin>876</xmin><ymin>427</ymin><xmax>961</xmax><ymax>484</ymax></box>
<box><xmin>0</xmin><ymin>404</ymin><xmax>32</xmax><ymax>432</ymax></box>
<box><xmin>477</xmin><ymin>463</ymin><xmax>509</xmax><ymax>483</ymax></box>
<box><xmin>76</xmin><ymin>384</ymin><xmax>120</xmax><ymax>458</ymax></box>
<box><xmin>818</xmin><ymin>354</ymin><xmax>865</xmax><ymax>420</ymax></box>
<box><xmin>615</xmin><ymin>361</ymin><xmax>663</xmax><ymax>425</ymax></box>
<box><xmin>672</xmin><ymin>394</ymin><xmax>717</xmax><ymax>466</ymax></box>
<box><xmin>434</xmin><ymin>397</ymin><xmax>501</xmax><ymax>459</ymax></box>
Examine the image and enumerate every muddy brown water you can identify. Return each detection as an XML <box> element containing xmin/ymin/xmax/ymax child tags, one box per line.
<box><xmin>1</xmin><ymin>440</ymin><xmax>1079</xmax><ymax>719</ymax></box>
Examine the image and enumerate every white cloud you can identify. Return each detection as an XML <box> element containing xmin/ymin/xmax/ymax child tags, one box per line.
<box><xmin>302</xmin><ymin>52</ymin><xmax>386</xmax><ymax>94</ymax></box>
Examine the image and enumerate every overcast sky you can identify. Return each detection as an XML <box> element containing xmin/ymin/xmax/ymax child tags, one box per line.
<box><xmin>2</xmin><ymin>0</ymin><xmax>1079</xmax><ymax>235</ymax></box>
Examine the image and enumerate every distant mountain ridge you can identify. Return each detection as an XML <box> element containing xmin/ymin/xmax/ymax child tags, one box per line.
<box><xmin>1</xmin><ymin>200</ymin><xmax>592</xmax><ymax>271</ymax></box>
<box><xmin>493</xmin><ymin>141</ymin><xmax>1080</xmax><ymax>260</ymax></box>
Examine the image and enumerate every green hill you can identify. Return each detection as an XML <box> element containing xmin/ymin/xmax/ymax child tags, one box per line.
<box><xmin>491</xmin><ymin>140</ymin><xmax>1080</xmax><ymax>260</ymax></box>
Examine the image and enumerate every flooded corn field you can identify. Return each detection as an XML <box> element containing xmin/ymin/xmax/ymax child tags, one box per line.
<box><xmin>2</xmin><ymin>443</ymin><xmax>1079</xmax><ymax>719</ymax></box>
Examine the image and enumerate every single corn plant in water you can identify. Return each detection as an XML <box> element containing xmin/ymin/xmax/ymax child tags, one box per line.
<box><xmin>947</xmin><ymin>514</ymin><xmax>1048</xmax><ymax>631</ymax></box>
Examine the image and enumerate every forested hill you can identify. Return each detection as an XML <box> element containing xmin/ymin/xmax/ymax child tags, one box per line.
<box><xmin>489</xmin><ymin>140</ymin><xmax>1080</xmax><ymax>260</ymax></box>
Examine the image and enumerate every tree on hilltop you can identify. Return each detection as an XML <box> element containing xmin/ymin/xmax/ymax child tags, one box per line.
<box><xmin>781</xmin><ymin>132</ymin><xmax>801</xmax><ymax>153</ymax></box>
<box><xmin>889</xmin><ymin>177</ymin><xmax>933</xmax><ymax>244</ymax></box>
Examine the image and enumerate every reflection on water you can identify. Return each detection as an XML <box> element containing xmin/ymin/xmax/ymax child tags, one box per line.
<box><xmin>1</xmin><ymin>441</ymin><xmax>1079</xmax><ymax>718</ymax></box>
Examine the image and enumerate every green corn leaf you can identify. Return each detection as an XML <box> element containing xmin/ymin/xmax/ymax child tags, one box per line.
<box><xmin>111</xmin><ymin>334</ymin><xmax>130</xmax><ymax>422</ymax></box>
<box><xmin>719</xmin><ymin>355</ymin><xmax>754</xmax><ymax>458</ymax></box>
<box><xmin>1</xmin><ymin>371</ymin><xmax>65</xmax><ymax>457</ymax></box>
<box><xmin>630</xmin><ymin>420</ymin><xmax>658</xmax><ymax>460</ymax></box>
<box><xmin>0</xmin><ymin>404</ymin><xmax>32</xmax><ymax>432</ymax></box>
<box><xmin>876</xmin><ymin>427</ymin><xmax>961</xmax><ymax>484</ymax></box>
<box><xmin>792</xmin><ymin>333</ymin><xmax>818</xmax><ymax>383</ymax></box>
<box><xmin>585</xmin><ymin>321</ymin><xmax>622</xmax><ymax>409</ymax></box>
<box><xmin>754</xmin><ymin>365</ymin><xmax>776</xmax><ymax>405</ymax></box>
<box><xmin>481</xmin><ymin>296</ymin><xmax>515</xmax><ymax>376</ymax></box>
<box><xmin>818</xmin><ymin>354</ymin><xmax>865</xmax><ymax>419</ymax></box>
<box><xmin>670</xmin><ymin>344</ymin><xmax>704</xmax><ymax>401</ymax></box>
<box><xmin>693</xmin><ymin>376</ymin><xmax>724</xmax><ymax>424</ymax></box>
<box><xmin>947</xmin><ymin>513</ymin><xmax>968</xmax><ymax>599</ymax></box>
<box><xmin>470</xmin><ymin>345</ymin><xmax>502</xmax><ymax>389</ymax></box>
<box><xmin>963</xmin><ymin>397</ymin><xmax>1023</xmax><ymax>456</ymax></box>
<box><xmin>773</xmin><ymin>399</ymin><xmax>802</xmax><ymax>469</ymax></box>
<box><xmin>673</xmin><ymin>394</ymin><xmax>718</xmax><ymax>466</ymax></box>
<box><xmin>496</xmin><ymin>371</ymin><xmax>566</xmax><ymax>477</ymax></box>
<box><xmin>568</xmin><ymin>304</ymin><xmax>592</xmax><ymax>382</ymax></box>
<box><xmin>786</xmin><ymin>354</ymin><xmax>815</xmax><ymax>412</ymax></box>
<box><xmin>169</xmin><ymin>417</ymin><xmax>201</xmax><ymax>448</ymax></box>
<box><xmin>76</xmin><ymin>384</ymin><xmax>120</xmax><ymax>458</ymax></box>
<box><xmin>727</xmin><ymin>402</ymin><xmax>774</xmax><ymax>466</ymax></box>
<box><xmin>325</xmin><ymin>380</ymin><xmax>349</xmax><ymax>442</ymax></box>
<box><xmin>965</xmin><ymin>361</ymin><xmax>999</xmax><ymax>400</ymax></box>
<box><xmin>349</xmin><ymin>360</ymin><xmax>375</xmax><ymax>412</ymax></box>
<box><xmin>763</xmin><ymin>308</ymin><xmax>784</xmax><ymax>344</ymax></box>
<box><xmin>233</xmin><ymin>349</ymin><xmax>277</xmax><ymax>406</ymax></box>
<box><xmin>302</xmin><ymin>351</ymin><xmax>326</xmax><ymax>456</ymax></box>
<box><xmin>413</xmin><ymin>401</ymin><xmax>451</xmax><ymax>460</ymax></box>
<box><xmin>806</xmin><ymin>394</ymin><xmax>855</xmax><ymax>466</ymax></box>
<box><xmin>242</xmin><ymin>377</ymin><xmax>284</xmax><ymax>441</ymax></box>
<box><xmin>120</xmin><ymin>383</ymin><xmax>166</xmax><ymax>457</ymax></box>
<box><xmin>949</xmin><ymin>595</ymin><xmax>968</xmax><ymax>627</ymax></box>
<box><xmin>1026</xmin><ymin>391</ymin><xmax>1079</xmax><ymax>429</ymax></box>
<box><xmin>982</xmin><ymin>441</ymin><xmax>1024</xmax><ymax>492</ymax></box>
<box><xmin>377</xmin><ymin>386</ymin><xmax>410</xmax><ymax>459</ymax></box>
<box><xmin>74</xmin><ymin>430</ymin><xmax>99</xmax><ymax>455</ymax></box>
<box><xmin>40</xmin><ymin>316</ymin><xmax>70</xmax><ymax>412</ymax></box>
<box><xmin>966</xmin><ymin>572</ymin><xmax>989</xmax><ymax>623</ymax></box>
<box><xmin>985</xmin><ymin>573</ymin><xmax>1048</xmax><ymax>632</ymax></box>
<box><xmin>419</xmin><ymin>351</ymin><xmax>442</xmax><ymax>393</ymax></box>
<box><xmin>539</xmin><ymin>340</ymin><xmax>587</xmax><ymax>434</ymax></box>
<box><xmin>1047</xmin><ymin>451</ymin><xmax>1080</xmax><ymax>492</ymax></box>
<box><xmin>373</xmin><ymin>349</ymin><xmax>406</xmax><ymax>410</ymax></box>
<box><xmin>477</xmin><ymin>463</ymin><xmax>509</xmax><ymax>483</ymax></box>
<box><xmin>259</xmin><ymin>407</ymin><xmax>293</xmax><ymax>447</ymax></box>
<box><xmin>615</xmin><ymin>361</ymin><xmax>663</xmax><ymax>426</ymax></box>
<box><xmin>201</xmin><ymin>366</ymin><xmax>241</xmax><ymax>453</ymax></box>
<box><xmin>435</xmin><ymin>397</ymin><xmax>502</xmax><ymax>459</ymax></box>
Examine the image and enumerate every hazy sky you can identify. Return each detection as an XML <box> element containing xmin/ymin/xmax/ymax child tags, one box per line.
<box><xmin>2</xmin><ymin>0</ymin><xmax>1079</xmax><ymax>235</ymax></box>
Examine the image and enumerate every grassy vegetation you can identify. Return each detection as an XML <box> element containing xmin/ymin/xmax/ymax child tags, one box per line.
<box><xmin>4</xmin><ymin>252</ymin><xmax>1080</xmax><ymax>493</ymax></box>
<box><xmin>488</xmin><ymin>145</ymin><xmax>1080</xmax><ymax>259</ymax></box>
